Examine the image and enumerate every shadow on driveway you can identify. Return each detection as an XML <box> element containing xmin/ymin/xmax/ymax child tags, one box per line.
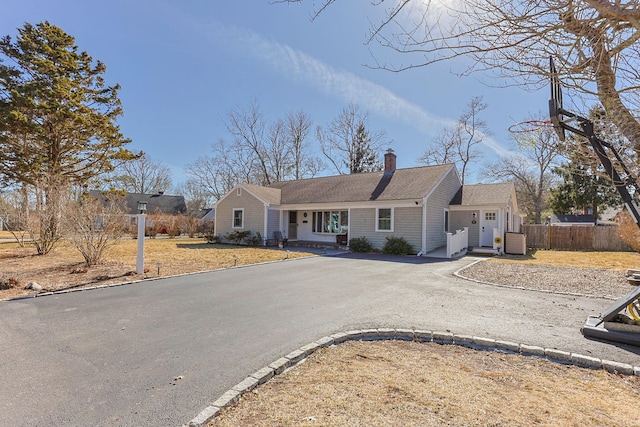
<box><xmin>333</xmin><ymin>252</ymin><xmax>461</xmax><ymax>264</ymax></box>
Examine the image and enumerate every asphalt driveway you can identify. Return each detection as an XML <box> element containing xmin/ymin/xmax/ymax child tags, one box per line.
<box><xmin>1</xmin><ymin>253</ymin><xmax>639</xmax><ymax>426</ymax></box>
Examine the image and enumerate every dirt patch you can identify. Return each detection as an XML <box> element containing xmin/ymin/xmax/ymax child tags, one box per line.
<box><xmin>211</xmin><ymin>340</ymin><xmax>640</xmax><ymax>427</ymax></box>
<box><xmin>460</xmin><ymin>262</ymin><xmax>630</xmax><ymax>299</ymax></box>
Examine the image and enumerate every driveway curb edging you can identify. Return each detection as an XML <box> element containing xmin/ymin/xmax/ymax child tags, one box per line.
<box><xmin>186</xmin><ymin>327</ymin><xmax>640</xmax><ymax>427</ymax></box>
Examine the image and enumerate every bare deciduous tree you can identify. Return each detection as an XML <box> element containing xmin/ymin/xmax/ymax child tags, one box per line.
<box><xmin>317</xmin><ymin>103</ymin><xmax>388</xmax><ymax>174</ymax></box>
<box><xmin>286</xmin><ymin>110</ymin><xmax>324</xmax><ymax>180</ymax></box>
<box><xmin>282</xmin><ymin>1</ymin><xmax>640</xmax><ymax>155</ymax></box>
<box><xmin>482</xmin><ymin>118</ymin><xmax>561</xmax><ymax>223</ymax></box>
<box><xmin>226</xmin><ymin>101</ymin><xmax>272</xmax><ymax>185</ymax></box>
<box><xmin>419</xmin><ymin>96</ymin><xmax>489</xmax><ymax>184</ymax></box>
<box><xmin>0</xmin><ymin>187</ymin><xmax>29</xmax><ymax>246</ymax></box>
<box><xmin>113</xmin><ymin>153</ymin><xmax>173</xmax><ymax>194</ymax></box>
<box><xmin>63</xmin><ymin>192</ymin><xmax>126</xmax><ymax>266</ymax></box>
<box><xmin>185</xmin><ymin>103</ymin><xmax>323</xmax><ymax>203</ymax></box>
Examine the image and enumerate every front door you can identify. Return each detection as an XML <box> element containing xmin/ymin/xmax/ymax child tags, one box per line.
<box><xmin>480</xmin><ymin>210</ymin><xmax>498</xmax><ymax>247</ymax></box>
<box><xmin>288</xmin><ymin>211</ymin><xmax>298</xmax><ymax>240</ymax></box>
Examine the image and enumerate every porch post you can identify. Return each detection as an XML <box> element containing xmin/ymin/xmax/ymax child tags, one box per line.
<box><xmin>263</xmin><ymin>204</ymin><xmax>269</xmax><ymax>246</ymax></box>
<box><xmin>421</xmin><ymin>197</ymin><xmax>428</xmax><ymax>254</ymax></box>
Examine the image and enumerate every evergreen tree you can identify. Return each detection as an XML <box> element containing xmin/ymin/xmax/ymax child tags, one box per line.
<box><xmin>350</xmin><ymin>123</ymin><xmax>382</xmax><ymax>173</ymax></box>
<box><xmin>0</xmin><ymin>22</ymin><xmax>133</xmax><ymax>253</ymax></box>
<box><xmin>550</xmin><ymin>106</ymin><xmax>632</xmax><ymax>223</ymax></box>
<box><xmin>550</xmin><ymin>161</ymin><xmax>620</xmax><ymax>222</ymax></box>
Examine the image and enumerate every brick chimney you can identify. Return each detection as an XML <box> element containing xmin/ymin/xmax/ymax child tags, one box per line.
<box><xmin>384</xmin><ymin>149</ymin><xmax>396</xmax><ymax>174</ymax></box>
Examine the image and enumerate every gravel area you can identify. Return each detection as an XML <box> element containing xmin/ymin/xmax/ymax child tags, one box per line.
<box><xmin>458</xmin><ymin>260</ymin><xmax>632</xmax><ymax>300</ymax></box>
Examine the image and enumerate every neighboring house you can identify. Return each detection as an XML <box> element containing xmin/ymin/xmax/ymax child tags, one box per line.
<box><xmin>89</xmin><ymin>190</ymin><xmax>187</xmax><ymax>228</ymax></box>
<box><xmin>548</xmin><ymin>214</ymin><xmax>598</xmax><ymax>226</ymax></box>
<box><xmin>122</xmin><ymin>192</ymin><xmax>187</xmax><ymax>216</ymax></box>
<box><xmin>198</xmin><ymin>208</ymin><xmax>216</xmax><ymax>222</ymax></box>
<box><xmin>214</xmin><ymin>150</ymin><xmax>522</xmax><ymax>255</ymax></box>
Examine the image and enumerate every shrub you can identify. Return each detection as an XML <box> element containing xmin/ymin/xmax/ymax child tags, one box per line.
<box><xmin>0</xmin><ymin>276</ymin><xmax>18</xmax><ymax>290</ymax></box>
<box><xmin>383</xmin><ymin>236</ymin><xmax>414</xmax><ymax>255</ymax></box>
<box><xmin>349</xmin><ymin>236</ymin><xmax>373</xmax><ymax>253</ymax></box>
<box><xmin>245</xmin><ymin>232</ymin><xmax>263</xmax><ymax>246</ymax></box>
<box><xmin>617</xmin><ymin>211</ymin><xmax>640</xmax><ymax>252</ymax></box>
<box><xmin>204</xmin><ymin>233</ymin><xmax>219</xmax><ymax>244</ymax></box>
<box><xmin>224</xmin><ymin>230</ymin><xmax>251</xmax><ymax>244</ymax></box>
<box><xmin>180</xmin><ymin>215</ymin><xmax>200</xmax><ymax>238</ymax></box>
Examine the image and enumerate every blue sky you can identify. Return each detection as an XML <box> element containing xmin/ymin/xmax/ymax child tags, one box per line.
<box><xmin>2</xmin><ymin>0</ymin><xmax>549</xmax><ymax>187</ymax></box>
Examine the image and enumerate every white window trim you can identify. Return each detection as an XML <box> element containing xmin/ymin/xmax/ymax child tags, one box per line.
<box><xmin>376</xmin><ymin>207</ymin><xmax>394</xmax><ymax>232</ymax></box>
<box><xmin>232</xmin><ymin>208</ymin><xmax>244</xmax><ymax>229</ymax></box>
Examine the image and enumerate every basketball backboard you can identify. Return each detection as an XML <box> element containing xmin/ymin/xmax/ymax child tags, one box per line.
<box><xmin>548</xmin><ymin>56</ymin><xmax>566</xmax><ymax>141</ymax></box>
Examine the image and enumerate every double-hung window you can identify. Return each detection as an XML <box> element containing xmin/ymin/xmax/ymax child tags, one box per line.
<box><xmin>376</xmin><ymin>208</ymin><xmax>393</xmax><ymax>232</ymax></box>
<box><xmin>232</xmin><ymin>208</ymin><xmax>244</xmax><ymax>228</ymax></box>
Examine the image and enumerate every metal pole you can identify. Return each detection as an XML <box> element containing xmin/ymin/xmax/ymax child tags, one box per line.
<box><xmin>136</xmin><ymin>213</ymin><xmax>145</xmax><ymax>274</ymax></box>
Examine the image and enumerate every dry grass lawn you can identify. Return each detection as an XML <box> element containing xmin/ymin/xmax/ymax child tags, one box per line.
<box><xmin>491</xmin><ymin>248</ymin><xmax>640</xmax><ymax>271</ymax></box>
<box><xmin>211</xmin><ymin>340</ymin><xmax>640</xmax><ymax>427</ymax></box>
<box><xmin>0</xmin><ymin>234</ymin><xmax>312</xmax><ymax>300</ymax></box>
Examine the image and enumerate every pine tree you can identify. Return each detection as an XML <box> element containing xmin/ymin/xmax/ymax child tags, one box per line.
<box><xmin>550</xmin><ymin>161</ymin><xmax>620</xmax><ymax>222</ymax></box>
<box><xmin>0</xmin><ymin>22</ymin><xmax>133</xmax><ymax>253</ymax></box>
<box><xmin>350</xmin><ymin>123</ymin><xmax>382</xmax><ymax>173</ymax></box>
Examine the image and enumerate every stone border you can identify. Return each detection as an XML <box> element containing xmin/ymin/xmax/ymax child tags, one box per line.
<box><xmin>186</xmin><ymin>327</ymin><xmax>640</xmax><ymax>427</ymax></box>
<box><xmin>454</xmin><ymin>259</ymin><xmax>619</xmax><ymax>300</ymax></box>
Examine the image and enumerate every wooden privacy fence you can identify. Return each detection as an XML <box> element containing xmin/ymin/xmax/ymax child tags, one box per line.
<box><xmin>522</xmin><ymin>224</ymin><xmax>632</xmax><ymax>252</ymax></box>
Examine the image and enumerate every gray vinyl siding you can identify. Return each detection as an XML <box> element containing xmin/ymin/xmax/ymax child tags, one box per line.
<box><xmin>216</xmin><ymin>188</ymin><xmax>266</xmax><ymax>243</ymax></box>
<box><xmin>450</xmin><ymin>210</ymin><xmax>480</xmax><ymax>246</ymax></box>
<box><xmin>266</xmin><ymin>208</ymin><xmax>280</xmax><ymax>238</ymax></box>
<box><xmin>348</xmin><ymin>207</ymin><xmax>421</xmax><ymax>253</ymax></box>
<box><xmin>425</xmin><ymin>168</ymin><xmax>462</xmax><ymax>252</ymax></box>
<box><xmin>393</xmin><ymin>207</ymin><xmax>422</xmax><ymax>252</ymax></box>
<box><xmin>349</xmin><ymin>208</ymin><xmax>380</xmax><ymax>247</ymax></box>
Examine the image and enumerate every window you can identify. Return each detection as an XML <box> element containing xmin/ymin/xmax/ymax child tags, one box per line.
<box><xmin>312</xmin><ymin>210</ymin><xmax>349</xmax><ymax>233</ymax></box>
<box><xmin>485</xmin><ymin>212</ymin><xmax>496</xmax><ymax>221</ymax></box>
<box><xmin>232</xmin><ymin>208</ymin><xmax>244</xmax><ymax>228</ymax></box>
<box><xmin>444</xmin><ymin>209</ymin><xmax>449</xmax><ymax>232</ymax></box>
<box><xmin>376</xmin><ymin>208</ymin><xmax>393</xmax><ymax>232</ymax></box>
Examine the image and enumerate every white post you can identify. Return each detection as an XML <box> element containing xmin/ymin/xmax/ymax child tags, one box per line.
<box><xmin>136</xmin><ymin>213</ymin><xmax>145</xmax><ymax>274</ymax></box>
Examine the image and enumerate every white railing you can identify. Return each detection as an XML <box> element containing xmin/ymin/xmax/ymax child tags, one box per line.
<box><xmin>446</xmin><ymin>227</ymin><xmax>469</xmax><ymax>258</ymax></box>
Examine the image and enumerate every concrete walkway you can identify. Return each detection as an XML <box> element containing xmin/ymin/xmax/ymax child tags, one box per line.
<box><xmin>1</xmin><ymin>253</ymin><xmax>639</xmax><ymax>426</ymax></box>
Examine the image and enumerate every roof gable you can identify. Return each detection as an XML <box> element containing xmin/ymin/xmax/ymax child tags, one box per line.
<box><xmin>242</xmin><ymin>184</ymin><xmax>281</xmax><ymax>205</ymax></box>
<box><xmin>270</xmin><ymin>164</ymin><xmax>456</xmax><ymax>204</ymax></box>
<box><xmin>450</xmin><ymin>183</ymin><xmax>516</xmax><ymax>207</ymax></box>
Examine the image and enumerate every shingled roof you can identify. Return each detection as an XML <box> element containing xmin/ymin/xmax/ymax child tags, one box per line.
<box><xmin>242</xmin><ymin>184</ymin><xmax>281</xmax><ymax>205</ymax></box>
<box><xmin>269</xmin><ymin>164</ymin><xmax>456</xmax><ymax>205</ymax></box>
<box><xmin>88</xmin><ymin>191</ymin><xmax>188</xmax><ymax>215</ymax></box>
<box><xmin>449</xmin><ymin>182</ymin><xmax>515</xmax><ymax>206</ymax></box>
<box><xmin>123</xmin><ymin>192</ymin><xmax>187</xmax><ymax>215</ymax></box>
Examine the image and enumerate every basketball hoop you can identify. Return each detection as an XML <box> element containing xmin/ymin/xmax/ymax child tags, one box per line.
<box><xmin>508</xmin><ymin>119</ymin><xmax>552</xmax><ymax>134</ymax></box>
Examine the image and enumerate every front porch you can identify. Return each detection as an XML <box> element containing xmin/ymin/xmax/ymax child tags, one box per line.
<box><xmin>423</xmin><ymin>246</ymin><xmax>468</xmax><ymax>259</ymax></box>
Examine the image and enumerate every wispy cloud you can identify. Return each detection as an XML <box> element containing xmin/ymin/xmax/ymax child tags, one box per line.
<box><xmin>190</xmin><ymin>18</ymin><xmax>511</xmax><ymax>158</ymax></box>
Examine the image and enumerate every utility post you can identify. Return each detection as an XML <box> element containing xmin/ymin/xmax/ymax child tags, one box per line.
<box><xmin>136</xmin><ymin>201</ymin><xmax>147</xmax><ymax>275</ymax></box>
